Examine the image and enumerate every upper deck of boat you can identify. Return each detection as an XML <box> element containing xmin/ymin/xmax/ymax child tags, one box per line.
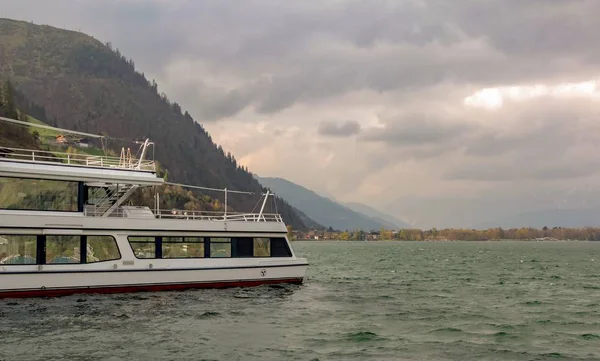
<box><xmin>0</xmin><ymin>146</ymin><xmax>164</xmax><ymax>185</ymax></box>
<box><xmin>0</xmin><ymin>146</ymin><xmax>287</xmax><ymax>231</ymax></box>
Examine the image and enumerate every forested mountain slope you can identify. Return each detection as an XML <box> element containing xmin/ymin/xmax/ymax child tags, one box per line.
<box><xmin>0</xmin><ymin>18</ymin><xmax>321</xmax><ymax>230</ymax></box>
<box><xmin>0</xmin><ymin>81</ymin><xmax>39</xmax><ymax>148</ymax></box>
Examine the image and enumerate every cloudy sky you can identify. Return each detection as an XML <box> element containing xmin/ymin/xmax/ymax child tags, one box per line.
<box><xmin>4</xmin><ymin>0</ymin><xmax>600</xmax><ymax>228</ymax></box>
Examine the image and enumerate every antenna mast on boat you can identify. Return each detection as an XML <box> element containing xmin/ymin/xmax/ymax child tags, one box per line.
<box><xmin>257</xmin><ymin>191</ymin><xmax>270</xmax><ymax>222</ymax></box>
<box><xmin>135</xmin><ymin>139</ymin><xmax>153</xmax><ymax>169</ymax></box>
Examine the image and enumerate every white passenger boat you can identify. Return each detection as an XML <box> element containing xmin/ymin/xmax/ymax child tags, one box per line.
<box><xmin>0</xmin><ymin>121</ymin><xmax>307</xmax><ymax>298</ymax></box>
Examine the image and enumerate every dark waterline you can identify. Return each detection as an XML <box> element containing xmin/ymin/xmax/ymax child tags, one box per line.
<box><xmin>1</xmin><ymin>241</ymin><xmax>599</xmax><ymax>361</ymax></box>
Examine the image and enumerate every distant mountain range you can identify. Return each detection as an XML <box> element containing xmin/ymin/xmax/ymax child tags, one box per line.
<box><xmin>343</xmin><ymin>202</ymin><xmax>412</xmax><ymax>229</ymax></box>
<box><xmin>257</xmin><ymin>176</ymin><xmax>411</xmax><ymax>231</ymax></box>
<box><xmin>475</xmin><ymin>208</ymin><xmax>600</xmax><ymax>229</ymax></box>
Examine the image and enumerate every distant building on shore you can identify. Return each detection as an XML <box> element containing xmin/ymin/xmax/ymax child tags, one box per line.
<box><xmin>76</xmin><ymin>138</ymin><xmax>90</xmax><ymax>148</ymax></box>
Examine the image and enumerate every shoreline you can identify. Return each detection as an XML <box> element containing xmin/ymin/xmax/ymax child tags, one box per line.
<box><xmin>293</xmin><ymin>238</ymin><xmax>600</xmax><ymax>242</ymax></box>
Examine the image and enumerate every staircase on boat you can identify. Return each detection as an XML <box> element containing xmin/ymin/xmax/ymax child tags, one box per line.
<box><xmin>85</xmin><ymin>183</ymin><xmax>139</xmax><ymax>217</ymax></box>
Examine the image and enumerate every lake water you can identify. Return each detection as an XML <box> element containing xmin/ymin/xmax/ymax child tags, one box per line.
<box><xmin>1</xmin><ymin>241</ymin><xmax>599</xmax><ymax>361</ymax></box>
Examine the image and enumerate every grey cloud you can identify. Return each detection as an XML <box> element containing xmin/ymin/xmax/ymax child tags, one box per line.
<box><xmin>533</xmin><ymin>163</ymin><xmax>600</xmax><ymax>180</ymax></box>
<box><xmin>450</xmin><ymin>108</ymin><xmax>600</xmax><ymax>184</ymax></box>
<box><xmin>254</xmin><ymin>74</ymin><xmax>315</xmax><ymax>114</ymax></box>
<box><xmin>444</xmin><ymin>160</ymin><xmax>600</xmax><ymax>182</ymax></box>
<box><xmin>171</xmin><ymin>82</ymin><xmax>254</xmax><ymax>121</ymax></box>
<box><xmin>360</xmin><ymin>115</ymin><xmax>473</xmax><ymax>147</ymax></box>
<box><xmin>318</xmin><ymin>120</ymin><xmax>361</xmax><ymax>137</ymax></box>
<box><xmin>463</xmin><ymin>132</ymin><xmax>527</xmax><ymax>158</ymax></box>
<box><xmin>384</xmin><ymin>180</ymin><xmax>600</xmax><ymax>229</ymax></box>
<box><xmin>463</xmin><ymin>119</ymin><xmax>570</xmax><ymax>159</ymax></box>
<box><xmin>464</xmin><ymin>100</ymin><xmax>600</xmax><ymax>158</ymax></box>
<box><xmin>5</xmin><ymin>0</ymin><xmax>600</xmax><ymax>120</ymax></box>
<box><xmin>438</xmin><ymin>0</ymin><xmax>600</xmax><ymax>58</ymax></box>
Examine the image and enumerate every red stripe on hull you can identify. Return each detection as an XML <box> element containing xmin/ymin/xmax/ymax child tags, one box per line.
<box><xmin>0</xmin><ymin>278</ymin><xmax>304</xmax><ymax>299</ymax></box>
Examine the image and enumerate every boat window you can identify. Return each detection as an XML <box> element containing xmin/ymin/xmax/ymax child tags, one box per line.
<box><xmin>46</xmin><ymin>235</ymin><xmax>81</xmax><ymax>264</ymax></box>
<box><xmin>162</xmin><ymin>237</ymin><xmax>204</xmax><ymax>258</ymax></box>
<box><xmin>209</xmin><ymin>237</ymin><xmax>231</xmax><ymax>258</ymax></box>
<box><xmin>234</xmin><ymin>237</ymin><xmax>253</xmax><ymax>257</ymax></box>
<box><xmin>254</xmin><ymin>238</ymin><xmax>271</xmax><ymax>257</ymax></box>
<box><xmin>271</xmin><ymin>237</ymin><xmax>292</xmax><ymax>257</ymax></box>
<box><xmin>87</xmin><ymin>236</ymin><xmax>121</xmax><ymax>263</ymax></box>
<box><xmin>0</xmin><ymin>177</ymin><xmax>77</xmax><ymax>211</ymax></box>
<box><xmin>0</xmin><ymin>235</ymin><xmax>37</xmax><ymax>264</ymax></box>
<box><xmin>128</xmin><ymin>236</ymin><xmax>156</xmax><ymax>259</ymax></box>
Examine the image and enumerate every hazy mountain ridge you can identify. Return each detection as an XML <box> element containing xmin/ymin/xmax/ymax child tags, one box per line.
<box><xmin>475</xmin><ymin>208</ymin><xmax>600</xmax><ymax>230</ymax></box>
<box><xmin>0</xmin><ymin>18</ymin><xmax>321</xmax><ymax>230</ymax></box>
<box><xmin>257</xmin><ymin>176</ymin><xmax>410</xmax><ymax>231</ymax></box>
<box><xmin>344</xmin><ymin>202</ymin><xmax>412</xmax><ymax>229</ymax></box>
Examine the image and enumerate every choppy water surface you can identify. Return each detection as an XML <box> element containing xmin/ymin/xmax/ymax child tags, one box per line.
<box><xmin>1</xmin><ymin>241</ymin><xmax>600</xmax><ymax>361</ymax></box>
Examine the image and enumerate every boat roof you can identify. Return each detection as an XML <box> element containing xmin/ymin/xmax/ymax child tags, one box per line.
<box><xmin>0</xmin><ymin>155</ymin><xmax>164</xmax><ymax>185</ymax></box>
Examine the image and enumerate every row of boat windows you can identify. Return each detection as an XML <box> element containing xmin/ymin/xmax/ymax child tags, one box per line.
<box><xmin>0</xmin><ymin>235</ymin><xmax>119</xmax><ymax>265</ymax></box>
<box><xmin>128</xmin><ymin>237</ymin><xmax>292</xmax><ymax>259</ymax></box>
<box><xmin>0</xmin><ymin>235</ymin><xmax>292</xmax><ymax>264</ymax></box>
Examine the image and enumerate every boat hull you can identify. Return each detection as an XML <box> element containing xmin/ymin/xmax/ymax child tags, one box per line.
<box><xmin>0</xmin><ymin>264</ymin><xmax>307</xmax><ymax>299</ymax></box>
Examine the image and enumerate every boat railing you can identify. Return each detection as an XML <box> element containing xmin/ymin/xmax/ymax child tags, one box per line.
<box><xmin>83</xmin><ymin>205</ymin><xmax>283</xmax><ymax>222</ymax></box>
<box><xmin>83</xmin><ymin>206</ymin><xmax>127</xmax><ymax>218</ymax></box>
<box><xmin>0</xmin><ymin>146</ymin><xmax>155</xmax><ymax>172</ymax></box>
<box><xmin>155</xmin><ymin>210</ymin><xmax>284</xmax><ymax>222</ymax></box>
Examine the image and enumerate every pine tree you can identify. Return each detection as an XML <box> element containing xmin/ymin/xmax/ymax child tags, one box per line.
<box><xmin>0</xmin><ymin>84</ymin><xmax>5</xmax><ymax>117</ymax></box>
<box><xmin>3</xmin><ymin>81</ymin><xmax>18</xmax><ymax>119</ymax></box>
